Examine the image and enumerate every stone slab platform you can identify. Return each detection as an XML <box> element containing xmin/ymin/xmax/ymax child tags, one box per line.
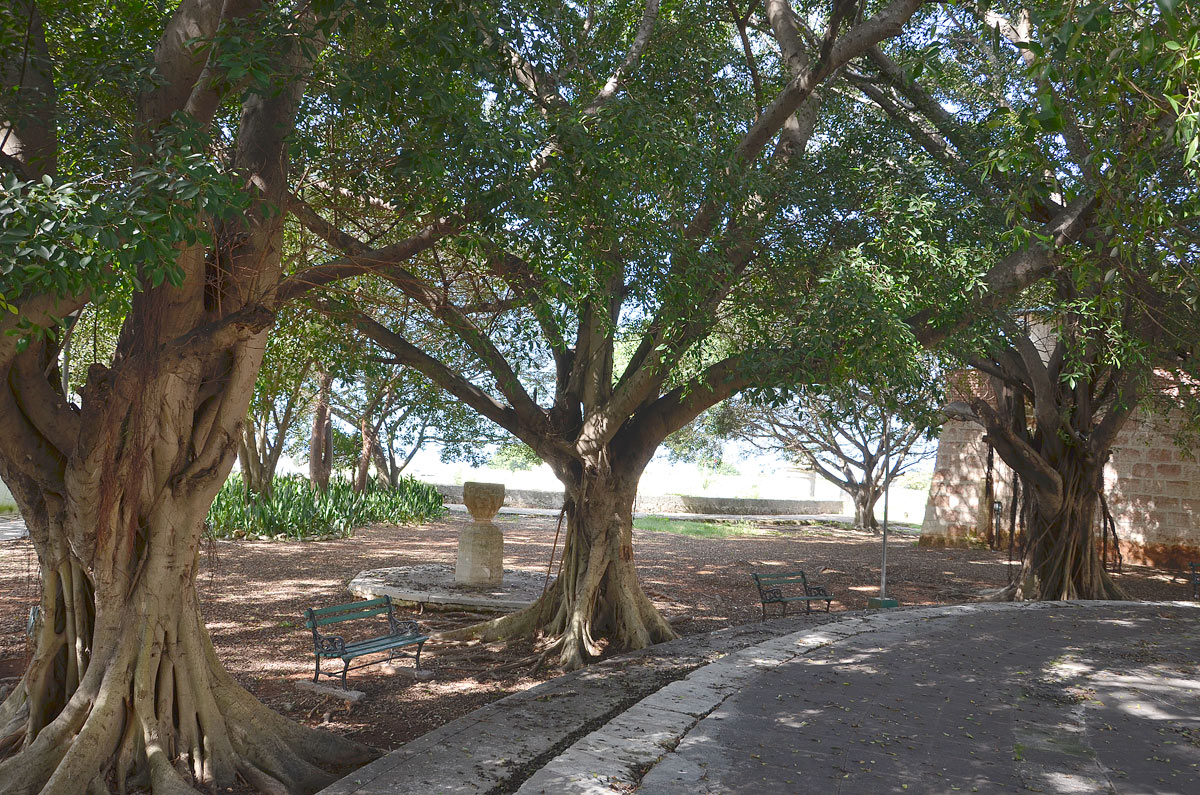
<box><xmin>348</xmin><ymin>563</ymin><xmax>551</xmax><ymax>612</ymax></box>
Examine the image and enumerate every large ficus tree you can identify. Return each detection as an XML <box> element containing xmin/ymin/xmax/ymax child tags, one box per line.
<box><xmin>0</xmin><ymin>0</ymin><xmax>478</xmax><ymax>791</ymax></box>
<box><xmin>299</xmin><ymin>0</ymin><xmax>936</xmax><ymax>670</ymax></box>
<box><xmin>731</xmin><ymin>376</ymin><xmax>943</xmax><ymax>532</ymax></box>
<box><xmin>845</xmin><ymin>0</ymin><xmax>1200</xmax><ymax>599</ymax></box>
<box><xmin>288</xmin><ymin>0</ymin><xmax>1102</xmax><ymax>671</ymax></box>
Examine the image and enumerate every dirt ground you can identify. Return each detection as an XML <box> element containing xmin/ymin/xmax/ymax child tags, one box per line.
<box><xmin>1</xmin><ymin>513</ymin><xmax>1195</xmax><ymax>754</ymax></box>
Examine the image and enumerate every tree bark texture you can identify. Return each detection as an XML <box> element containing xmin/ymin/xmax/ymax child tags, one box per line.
<box><xmin>966</xmin><ymin>343</ymin><xmax>1137</xmax><ymax>602</ymax></box>
<box><xmin>993</xmin><ymin>427</ymin><xmax>1127</xmax><ymax>601</ymax></box>
<box><xmin>0</xmin><ymin>1</ymin><xmax>375</xmax><ymax>791</ymax></box>
<box><xmin>850</xmin><ymin>484</ymin><xmax>880</xmax><ymax>533</ymax></box>
<box><xmin>0</xmin><ymin>319</ymin><xmax>373</xmax><ymax>795</ymax></box>
<box><xmin>443</xmin><ymin>458</ymin><xmax>676</xmax><ymax>670</ymax></box>
<box><xmin>308</xmin><ymin>371</ymin><xmax>333</xmax><ymax>494</ymax></box>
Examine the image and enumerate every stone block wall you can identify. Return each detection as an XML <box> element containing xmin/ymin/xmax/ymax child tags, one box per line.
<box><xmin>1105</xmin><ymin>417</ymin><xmax>1200</xmax><ymax>567</ymax></box>
<box><xmin>920</xmin><ymin>414</ymin><xmax>1200</xmax><ymax>568</ymax></box>
<box><xmin>919</xmin><ymin>420</ymin><xmax>1015</xmax><ymax>547</ymax></box>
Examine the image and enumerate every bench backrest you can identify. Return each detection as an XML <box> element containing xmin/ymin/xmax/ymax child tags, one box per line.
<box><xmin>753</xmin><ymin>571</ymin><xmax>811</xmax><ymax>590</ymax></box>
<box><xmin>305</xmin><ymin>596</ymin><xmax>394</xmax><ymax>629</ymax></box>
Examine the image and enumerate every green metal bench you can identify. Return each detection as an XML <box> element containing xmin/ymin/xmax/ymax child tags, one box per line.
<box><xmin>304</xmin><ymin>596</ymin><xmax>427</xmax><ymax>688</ymax></box>
<box><xmin>1189</xmin><ymin>562</ymin><xmax>1199</xmax><ymax>600</ymax></box>
<box><xmin>751</xmin><ymin>569</ymin><xmax>833</xmax><ymax>619</ymax></box>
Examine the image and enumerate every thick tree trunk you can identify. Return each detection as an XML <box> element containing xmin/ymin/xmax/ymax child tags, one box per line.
<box><xmin>0</xmin><ymin>337</ymin><xmax>374</xmax><ymax>794</ymax></box>
<box><xmin>849</xmin><ymin>484</ymin><xmax>880</xmax><ymax>532</ymax></box>
<box><xmin>371</xmin><ymin>440</ymin><xmax>392</xmax><ymax>488</ymax></box>
<box><xmin>353</xmin><ymin>416</ymin><xmax>380</xmax><ymax>493</ymax></box>
<box><xmin>442</xmin><ymin>461</ymin><xmax>677</xmax><ymax>670</ymax></box>
<box><xmin>996</xmin><ymin>441</ymin><xmax>1127</xmax><ymax>601</ymax></box>
<box><xmin>309</xmin><ymin>371</ymin><xmax>333</xmax><ymax>493</ymax></box>
<box><xmin>237</xmin><ymin>420</ymin><xmax>272</xmax><ymax>497</ymax></box>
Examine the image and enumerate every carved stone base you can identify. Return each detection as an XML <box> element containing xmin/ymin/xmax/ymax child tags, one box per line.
<box><xmin>455</xmin><ymin>522</ymin><xmax>504</xmax><ymax>586</ymax></box>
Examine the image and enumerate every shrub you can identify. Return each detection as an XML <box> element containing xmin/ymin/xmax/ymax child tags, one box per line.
<box><xmin>206</xmin><ymin>474</ymin><xmax>445</xmax><ymax>540</ymax></box>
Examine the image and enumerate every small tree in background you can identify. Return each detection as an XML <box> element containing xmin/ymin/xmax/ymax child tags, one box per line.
<box><xmin>238</xmin><ymin>310</ymin><xmax>318</xmax><ymax>496</ymax></box>
<box><xmin>489</xmin><ymin>441</ymin><xmax>543</xmax><ymax>471</ymax></box>
<box><xmin>731</xmin><ymin>377</ymin><xmax>942</xmax><ymax>531</ymax></box>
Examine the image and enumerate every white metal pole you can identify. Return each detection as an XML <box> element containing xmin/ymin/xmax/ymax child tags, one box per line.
<box><xmin>880</xmin><ymin>424</ymin><xmax>890</xmax><ymax>599</ymax></box>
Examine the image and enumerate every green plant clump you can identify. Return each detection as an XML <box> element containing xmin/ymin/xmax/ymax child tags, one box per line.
<box><xmin>206</xmin><ymin>474</ymin><xmax>445</xmax><ymax>540</ymax></box>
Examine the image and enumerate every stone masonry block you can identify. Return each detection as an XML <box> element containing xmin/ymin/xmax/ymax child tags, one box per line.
<box><xmin>1131</xmin><ymin>463</ymin><xmax>1155</xmax><ymax>479</ymax></box>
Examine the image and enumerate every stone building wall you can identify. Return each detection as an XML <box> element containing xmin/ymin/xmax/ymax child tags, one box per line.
<box><xmin>920</xmin><ymin>414</ymin><xmax>1200</xmax><ymax>568</ymax></box>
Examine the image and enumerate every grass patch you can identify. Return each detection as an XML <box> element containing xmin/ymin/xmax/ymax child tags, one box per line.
<box><xmin>0</xmin><ymin>502</ymin><xmax>17</xmax><ymax>515</ymax></box>
<box><xmin>633</xmin><ymin>516</ymin><xmax>774</xmax><ymax>539</ymax></box>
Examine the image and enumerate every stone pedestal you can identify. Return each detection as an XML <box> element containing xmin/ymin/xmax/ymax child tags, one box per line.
<box><xmin>456</xmin><ymin>482</ymin><xmax>505</xmax><ymax>586</ymax></box>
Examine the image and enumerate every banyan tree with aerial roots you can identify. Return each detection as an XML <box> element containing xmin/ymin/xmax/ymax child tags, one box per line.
<box><xmin>3</xmin><ymin>0</ymin><xmax>1198</xmax><ymax>791</ymax></box>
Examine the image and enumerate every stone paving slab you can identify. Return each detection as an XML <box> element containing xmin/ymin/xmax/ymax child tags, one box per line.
<box><xmin>323</xmin><ymin>601</ymin><xmax>1199</xmax><ymax>795</ymax></box>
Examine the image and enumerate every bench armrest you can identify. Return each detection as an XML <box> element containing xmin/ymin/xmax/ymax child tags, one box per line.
<box><xmin>804</xmin><ymin>583</ymin><xmax>831</xmax><ymax>599</ymax></box>
<box><xmin>313</xmin><ymin>633</ymin><xmax>347</xmax><ymax>657</ymax></box>
<box><xmin>387</xmin><ymin>615</ymin><xmax>422</xmax><ymax>638</ymax></box>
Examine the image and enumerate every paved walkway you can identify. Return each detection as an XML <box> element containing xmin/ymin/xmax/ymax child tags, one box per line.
<box><xmin>321</xmin><ymin>602</ymin><xmax>1200</xmax><ymax>794</ymax></box>
<box><xmin>632</xmin><ymin>602</ymin><xmax>1200</xmax><ymax>794</ymax></box>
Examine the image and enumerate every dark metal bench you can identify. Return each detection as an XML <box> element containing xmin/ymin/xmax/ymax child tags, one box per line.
<box><xmin>751</xmin><ymin>569</ymin><xmax>833</xmax><ymax>619</ymax></box>
<box><xmin>304</xmin><ymin>596</ymin><xmax>427</xmax><ymax>688</ymax></box>
<box><xmin>1189</xmin><ymin>562</ymin><xmax>1199</xmax><ymax>600</ymax></box>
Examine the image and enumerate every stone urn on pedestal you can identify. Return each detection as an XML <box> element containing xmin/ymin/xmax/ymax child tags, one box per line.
<box><xmin>456</xmin><ymin>482</ymin><xmax>505</xmax><ymax>586</ymax></box>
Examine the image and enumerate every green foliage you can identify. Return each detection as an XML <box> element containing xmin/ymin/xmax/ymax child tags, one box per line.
<box><xmin>206</xmin><ymin>473</ymin><xmax>445</xmax><ymax>541</ymax></box>
<box><xmin>488</xmin><ymin>441</ymin><xmax>542</xmax><ymax>471</ymax></box>
<box><xmin>894</xmin><ymin>471</ymin><xmax>933</xmax><ymax>492</ymax></box>
<box><xmin>0</xmin><ymin>133</ymin><xmax>245</xmax><ymax>318</ymax></box>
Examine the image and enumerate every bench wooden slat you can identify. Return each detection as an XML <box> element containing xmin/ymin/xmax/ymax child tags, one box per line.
<box><xmin>342</xmin><ymin>634</ymin><xmax>426</xmax><ymax>658</ymax></box>
<box><xmin>308</xmin><ymin>597</ymin><xmax>389</xmax><ymax>615</ymax></box>
<box><xmin>306</xmin><ymin>605</ymin><xmax>393</xmax><ymax>628</ymax></box>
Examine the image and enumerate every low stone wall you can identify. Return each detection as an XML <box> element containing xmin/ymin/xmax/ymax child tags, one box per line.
<box><xmin>434</xmin><ymin>484</ymin><xmax>844</xmax><ymax>517</ymax></box>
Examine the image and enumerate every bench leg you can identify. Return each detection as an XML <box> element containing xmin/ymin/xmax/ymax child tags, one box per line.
<box><xmin>340</xmin><ymin>659</ymin><xmax>349</xmax><ymax>690</ymax></box>
<box><xmin>313</xmin><ymin>655</ymin><xmax>321</xmax><ymax>683</ymax></box>
<box><xmin>415</xmin><ymin>642</ymin><xmax>424</xmax><ymax>670</ymax></box>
